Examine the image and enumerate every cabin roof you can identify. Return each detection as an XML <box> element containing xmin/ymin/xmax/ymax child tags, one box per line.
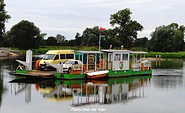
<box><xmin>101</xmin><ymin>49</ymin><xmax>147</xmax><ymax>54</ymax></box>
<box><xmin>130</xmin><ymin>51</ymin><xmax>148</xmax><ymax>54</ymax></box>
<box><xmin>101</xmin><ymin>49</ymin><xmax>131</xmax><ymax>53</ymax></box>
<box><xmin>76</xmin><ymin>51</ymin><xmax>103</xmax><ymax>54</ymax></box>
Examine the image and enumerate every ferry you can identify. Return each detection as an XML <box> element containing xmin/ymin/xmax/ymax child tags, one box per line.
<box><xmin>10</xmin><ymin>49</ymin><xmax>152</xmax><ymax>79</ymax></box>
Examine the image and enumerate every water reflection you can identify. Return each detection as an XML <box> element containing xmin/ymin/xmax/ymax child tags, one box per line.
<box><xmin>152</xmin><ymin>75</ymin><xmax>183</xmax><ymax>88</ymax></box>
<box><xmin>0</xmin><ymin>76</ymin><xmax>3</xmax><ymax>107</ymax></box>
<box><xmin>152</xmin><ymin>59</ymin><xmax>183</xmax><ymax>69</ymax></box>
<box><xmin>0</xmin><ymin>60</ymin><xmax>4</xmax><ymax>108</ymax></box>
<box><xmin>9</xmin><ymin>76</ymin><xmax>151</xmax><ymax>106</ymax></box>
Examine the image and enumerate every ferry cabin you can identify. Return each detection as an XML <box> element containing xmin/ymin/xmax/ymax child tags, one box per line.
<box><xmin>75</xmin><ymin>50</ymin><xmax>150</xmax><ymax>72</ymax></box>
<box><xmin>101</xmin><ymin>50</ymin><xmax>150</xmax><ymax>71</ymax></box>
<box><xmin>101</xmin><ymin>50</ymin><xmax>130</xmax><ymax>71</ymax></box>
<box><xmin>75</xmin><ymin>51</ymin><xmax>103</xmax><ymax>72</ymax></box>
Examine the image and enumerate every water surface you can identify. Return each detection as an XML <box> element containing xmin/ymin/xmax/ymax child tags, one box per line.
<box><xmin>0</xmin><ymin>59</ymin><xmax>185</xmax><ymax>113</ymax></box>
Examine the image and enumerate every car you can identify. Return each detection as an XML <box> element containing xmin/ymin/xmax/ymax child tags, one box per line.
<box><xmin>63</xmin><ymin>60</ymin><xmax>83</xmax><ymax>73</ymax></box>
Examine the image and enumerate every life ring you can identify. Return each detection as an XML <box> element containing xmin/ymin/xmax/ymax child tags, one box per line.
<box><xmin>35</xmin><ymin>83</ymin><xmax>39</xmax><ymax>91</ymax></box>
<box><xmin>119</xmin><ymin>61</ymin><xmax>123</xmax><ymax>69</ymax></box>
<box><xmin>35</xmin><ymin>60</ymin><xmax>40</xmax><ymax>70</ymax></box>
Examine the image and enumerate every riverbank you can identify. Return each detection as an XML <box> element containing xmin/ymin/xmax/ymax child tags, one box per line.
<box><xmin>0</xmin><ymin>48</ymin><xmax>21</xmax><ymax>59</ymax></box>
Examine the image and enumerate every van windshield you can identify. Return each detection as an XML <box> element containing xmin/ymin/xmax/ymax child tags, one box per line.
<box><xmin>64</xmin><ymin>60</ymin><xmax>74</xmax><ymax>64</ymax></box>
<box><xmin>43</xmin><ymin>54</ymin><xmax>55</xmax><ymax>60</ymax></box>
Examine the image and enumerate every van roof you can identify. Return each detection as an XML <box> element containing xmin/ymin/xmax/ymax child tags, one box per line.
<box><xmin>46</xmin><ymin>50</ymin><xmax>74</xmax><ymax>54</ymax></box>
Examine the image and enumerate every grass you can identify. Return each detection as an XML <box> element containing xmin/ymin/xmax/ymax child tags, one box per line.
<box><xmin>146</xmin><ymin>52</ymin><xmax>185</xmax><ymax>59</ymax></box>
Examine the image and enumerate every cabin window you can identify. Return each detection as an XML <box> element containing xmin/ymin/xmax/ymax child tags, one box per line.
<box><xmin>60</xmin><ymin>54</ymin><xmax>65</xmax><ymax>59</ymax></box>
<box><xmin>54</xmin><ymin>55</ymin><xmax>59</xmax><ymax>60</ymax></box>
<box><xmin>108</xmin><ymin>53</ymin><xmax>112</xmax><ymax>62</ymax></box>
<box><xmin>122</xmin><ymin>54</ymin><xmax>128</xmax><ymax>60</ymax></box>
<box><xmin>114</xmin><ymin>54</ymin><xmax>121</xmax><ymax>61</ymax></box>
<box><xmin>66</xmin><ymin>54</ymin><xmax>74</xmax><ymax>59</ymax></box>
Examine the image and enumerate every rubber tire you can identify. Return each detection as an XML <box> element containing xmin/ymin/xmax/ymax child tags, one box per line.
<box><xmin>68</xmin><ymin>68</ymin><xmax>72</xmax><ymax>74</ymax></box>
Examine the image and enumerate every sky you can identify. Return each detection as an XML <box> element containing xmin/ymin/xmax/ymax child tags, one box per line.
<box><xmin>4</xmin><ymin>0</ymin><xmax>185</xmax><ymax>40</ymax></box>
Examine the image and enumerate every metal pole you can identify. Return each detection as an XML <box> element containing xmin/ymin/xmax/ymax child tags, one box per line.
<box><xmin>99</xmin><ymin>32</ymin><xmax>101</xmax><ymax>51</ymax></box>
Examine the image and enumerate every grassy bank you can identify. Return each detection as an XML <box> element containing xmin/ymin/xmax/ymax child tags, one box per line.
<box><xmin>146</xmin><ymin>52</ymin><xmax>185</xmax><ymax>59</ymax></box>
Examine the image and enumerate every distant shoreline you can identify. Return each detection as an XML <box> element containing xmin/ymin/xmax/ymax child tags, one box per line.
<box><xmin>0</xmin><ymin>48</ymin><xmax>21</xmax><ymax>59</ymax></box>
<box><xmin>1</xmin><ymin>46</ymin><xmax>185</xmax><ymax>60</ymax></box>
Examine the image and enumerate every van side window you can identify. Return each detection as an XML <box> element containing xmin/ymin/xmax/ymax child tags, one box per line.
<box><xmin>54</xmin><ymin>55</ymin><xmax>59</xmax><ymax>60</ymax></box>
<box><xmin>60</xmin><ymin>54</ymin><xmax>65</xmax><ymax>59</ymax></box>
<box><xmin>66</xmin><ymin>54</ymin><xmax>74</xmax><ymax>59</ymax></box>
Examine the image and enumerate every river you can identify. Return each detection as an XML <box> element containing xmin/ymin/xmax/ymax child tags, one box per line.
<box><xmin>0</xmin><ymin>59</ymin><xmax>185</xmax><ymax>113</ymax></box>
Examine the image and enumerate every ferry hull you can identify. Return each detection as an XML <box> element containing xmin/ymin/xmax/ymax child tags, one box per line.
<box><xmin>108</xmin><ymin>70</ymin><xmax>152</xmax><ymax>78</ymax></box>
<box><xmin>11</xmin><ymin>70</ymin><xmax>86</xmax><ymax>80</ymax></box>
<box><xmin>55</xmin><ymin>73</ymin><xmax>86</xmax><ymax>80</ymax></box>
<box><xmin>11</xmin><ymin>69</ymin><xmax>152</xmax><ymax>80</ymax></box>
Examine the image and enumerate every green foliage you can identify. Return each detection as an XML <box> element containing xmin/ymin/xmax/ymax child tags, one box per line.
<box><xmin>81</xmin><ymin>26</ymin><xmax>100</xmax><ymax>46</ymax></box>
<box><xmin>146</xmin><ymin>52</ymin><xmax>185</xmax><ymax>59</ymax></box>
<box><xmin>74</xmin><ymin>26</ymin><xmax>110</xmax><ymax>49</ymax></box>
<box><xmin>149</xmin><ymin>23</ymin><xmax>185</xmax><ymax>52</ymax></box>
<box><xmin>133</xmin><ymin>37</ymin><xmax>148</xmax><ymax>48</ymax></box>
<box><xmin>110</xmin><ymin>8</ymin><xmax>143</xmax><ymax>49</ymax></box>
<box><xmin>46</xmin><ymin>36</ymin><xmax>57</xmax><ymax>46</ymax></box>
<box><xmin>131</xmin><ymin>47</ymin><xmax>148</xmax><ymax>51</ymax></box>
<box><xmin>55</xmin><ymin>34</ymin><xmax>65</xmax><ymax>45</ymax></box>
<box><xmin>5</xmin><ymin>20</ymin><xmax>41</xmax><ymax>49</ymax></box>
<box><xmin>0</xmin><ymin>0</ymin><xmax>10</xmax><ymax>46</ymax></box>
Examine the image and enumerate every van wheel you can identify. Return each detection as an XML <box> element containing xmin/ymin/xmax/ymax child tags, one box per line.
<box><xmin>40</xmin><ymin>67</ymin><xmax>44</xmax><ymax>71</ymax></box>
<box><xmin>68</xmin><ymin>68</ymin><xmax>72</xmax><ymax>74</ymax></box>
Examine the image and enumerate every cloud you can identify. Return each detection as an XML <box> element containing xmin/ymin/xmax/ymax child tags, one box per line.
<box><xmin>5</xmin><ymin>0</ymin><xmax>185</xmax><ymax>39</ymax></box>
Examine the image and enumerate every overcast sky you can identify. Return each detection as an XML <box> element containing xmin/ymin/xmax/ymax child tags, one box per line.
<box><xmin>5</xmin><ymin>0</ymin><xmax>185</xmax><ymax>39</ymax></box>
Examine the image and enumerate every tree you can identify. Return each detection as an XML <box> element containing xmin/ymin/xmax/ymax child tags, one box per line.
<box><xmin>133</xmin><ymin>37</ymin><xmax>148</xmax><ymax>48</ymax></box>
<box><xmin>110</xmin><ymin>8</ymin><xmax>143</xmax><ymax>49</ymax></box>
<box><xmin>0</xmin><ymin>0</ymin><xmax>10</xmax><ymax>46</ymax></box>
<box><xmin>81</xmin><ymin>26</ymin><xmax>100</xmax><ymax>46</ymax></box>
<box><xmin>7</xmin><ymin>20</ymin><xmax>41</xmax><ymax>49</ymax></box>
<box><xmin>46</xmin><ymin>36</ymin><xmax>57</xmax><ymax>46</ymax></box>
<box><xmin>55</xmin><ymin>34</ymin><xmax>65</xmax><ymax>45</ymax></box>
<box><xmin>74</xmin><ymin>33</ymin><xmax>82</xmax><ymax>46</ymax></box>
<box><xmin>39</xmin><ymin>33</ymin><xmax>47</xmax><ymax>46</ymax></box>
<box><xmin>149</xmin><ymin>23</ymin><xmax>185</xmax><ymax>52</ymax></box>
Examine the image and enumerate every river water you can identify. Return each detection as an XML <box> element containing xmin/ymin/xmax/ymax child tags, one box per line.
<box><xmin>0</xmin><ymin>59</ymin><xmax>185</xmax><ymax>113</ymax></box>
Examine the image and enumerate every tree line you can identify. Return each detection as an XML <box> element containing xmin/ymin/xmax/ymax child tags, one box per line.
<box><xmin>1</xmin><ymin>0</ymin><xmax>185</xmax><ymax>52</ymax></box>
